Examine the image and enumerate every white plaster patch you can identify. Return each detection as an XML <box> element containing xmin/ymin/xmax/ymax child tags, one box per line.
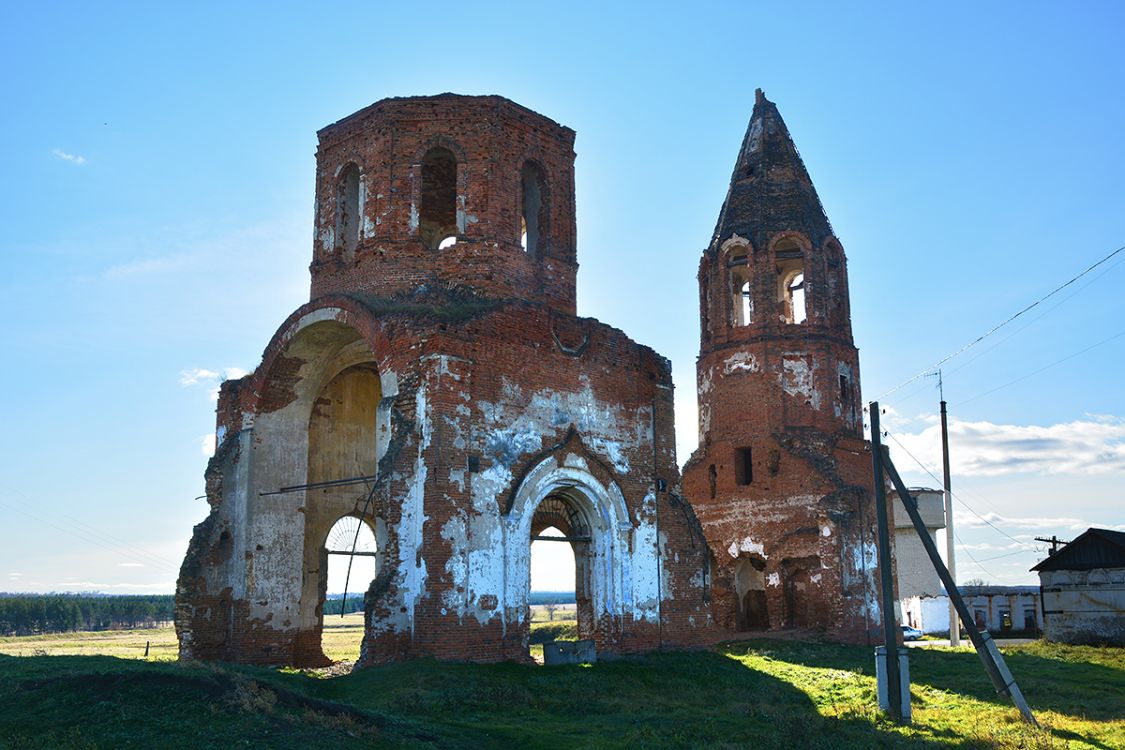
<box><xmin>374</xmin><ymin>385</ymin><xmax>430</xmax><ymax>637</ymax></box>
<box><xmin>630</xmin><ymin>491</ymin><xmax>661</xmax><ymax>622</ymax></box>
<box><xmin>780</xmin><ymin>355</ymin><xmax>815</xmax><ymax>405</ymax></box>
<box><xmin>562</xmin><ymin>453</ymin><xmax>589</xmax><ymax>471</ymax></box>
<box><xmin>767</xmin><ymin>572</ymin><xmax>781</xmax><ymax>587</ymax></box>
<box><xmin>726</xmin><ymin>537</ymin><xmax>766</xmax><ymax>559</ymax></box>
<box><xmin>746</xmin><ymin>117</ymin><xmax>764</xmax><ymax>154</ymax></box>
<box><xmin>722</xmin><ymin>352</ymin><xmax>759</xmax><ymax>376</ymax></box>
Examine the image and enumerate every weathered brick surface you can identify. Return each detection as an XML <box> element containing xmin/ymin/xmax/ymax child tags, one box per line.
<box><xmin>682</xmin><ymin>90</ymin><xmax>890</xmax><ymax>644</ymax></box>
<box><xmin>176</xmin><ymin>95</ymin><xmax>716</xmax><ymax>667</ymax></box>
<box><xmin>310</xmin><ymin>95</ymin><xmax>579</xmax><ymax>315</ymax></box>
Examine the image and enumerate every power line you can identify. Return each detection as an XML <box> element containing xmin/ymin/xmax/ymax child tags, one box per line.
<box><xmin>882</xmin><ymin>429</ymin><xmax>1035</xmax><ymax>550</ymax></box>
<box><xmin>953</xmin><ymin>326</ymin><xmax>1125</xmax><ymax>408</ymax></box>
<box><xmin>877</xmin><ymin>242</ymin><xmax>1125</xmax><ymax>401</ymax></box>
<box><xmin>0</xmin><ymin>493</ymin><xmax>182</xmax><ymax>575</ymax></box>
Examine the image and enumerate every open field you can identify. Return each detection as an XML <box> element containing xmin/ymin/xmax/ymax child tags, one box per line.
<box><xmin>1</xmin><ymin>630</ymin><xmax>1121</xmax><ymax>748</ymax></box>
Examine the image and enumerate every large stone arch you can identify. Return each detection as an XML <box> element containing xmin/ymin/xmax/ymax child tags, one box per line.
<box><xmin>504</xmin><ymin>455</ymin><xmax>636</xmax><ymax>652</ymax></box>
<box><xmin>237</xmin><ymin>300</ymin><xmax>401</xmax><ymax>665</ymax></box>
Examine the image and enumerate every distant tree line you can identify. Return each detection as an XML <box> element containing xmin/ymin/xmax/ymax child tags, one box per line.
<box><xmin>529</xmin><ymin>591</ymin><xmax>575</xmax><ymax>605</ymax></box>
<box><xmin>0</xmin><ymin>594</ymin><xmax>174</xmax><ymax>635</ymax></box>
<box><xmin>322</xmin><ymin>594</ymin><xmax>366</xmax><ymax>616</ymax></box>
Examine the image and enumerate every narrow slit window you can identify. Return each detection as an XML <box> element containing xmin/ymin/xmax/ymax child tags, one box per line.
<box><xmin>520</xmin><ymin>161</ymin><xmax>546</xmax><ymax>255</ymax></box>
<box><xmin>335</xmin><ymin>163</ymin><xmax>361</xmax><ymax>256</ymax></box>
<box><xmin>735</xmin><ymin>447</ymin><xmax>753</xmax><ymax>485</ymax></box>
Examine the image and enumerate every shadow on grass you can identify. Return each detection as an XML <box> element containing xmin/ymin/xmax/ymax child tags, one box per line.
<box><xmin>728</xmin><ymin>638</ymin><xmax>1125</xmax><ymax>722</ymax></box>
<box><xmin>293</xmin><ymin>650</ymin><xmax>984</xmax><ymax>749</ymax></box>
<box><xmin>0</xmin><ymin>651</ymin><xmax>978</xmax><ymax>750</ymax></box>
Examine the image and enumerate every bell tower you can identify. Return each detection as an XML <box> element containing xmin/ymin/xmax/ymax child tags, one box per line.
<box><xmin>683</xmin><ymin>90</ymin><xmax>884</xmax><ymax>643</ymax></box>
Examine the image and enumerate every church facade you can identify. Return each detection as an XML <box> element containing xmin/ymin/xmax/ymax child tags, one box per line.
<box><xmin>176</xmin><ymin>91</ymin><xmax>887</xmax><ymax>665</ymax></box>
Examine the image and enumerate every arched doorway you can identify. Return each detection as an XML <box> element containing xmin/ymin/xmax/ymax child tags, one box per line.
<box><xmin>507</xmin><ymin>458</ymin><xmax>635</xmax><ymax>661</ymax></box>
<box><xmin>733</xmin><ymin>556</ymin><xmax>768</xmax><ymax>631</ymax></box>
<box><xmin>322</xmin><ymin>515</ymin><xmax>379</xmax><ymax>661</ymax></box>
<box><xmin>299</xmin><ymin>356</ymin><xmax>385</xmax><ymax>665</ymax></box>
<box><xmin>530</xmin><ymin>495</ymin><xmax>592</xmax><ymax>641</ymax></box>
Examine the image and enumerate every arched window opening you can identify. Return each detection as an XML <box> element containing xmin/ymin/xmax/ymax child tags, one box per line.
<box><xmin>529</xmin><ymin>494</ymin><xmax>593</xmax><ymax>661</ymax></box>
<box><xmin>323</xmin><ymin>516</ymin><xmax>378</xmax><ymax>662</ymax></box>
<box><xmin>303</xmin><ymin>360</ymin><xmax>383</xmax><ymax>665</ymax></box>
<box><xmin>335</xmin><ymin>163</ymin><xmax>361</xmax><ymax>257</ymax></box>
<box><xmin>728</xmin><ymin>251</ymin><xmax>752</xmax><ymax>326</ymax></box>
<box><xmin>734</xmin><ymin>556</ymin><xmax>768</xmax><ymax>630</ymax></box>
<box><xmin>420</xmin><ymin>147</ymin><xmax>458</xmax><ymax>250</ymax></box>
<box><xmin>520</xmin><ymin>161</ymin><xmax>546</xmax><ymax>255</ymax></box>
<box><xmin>775</xmin><ymin>238</ymin><xmax>806</xmax><ymax>324</ymax></box>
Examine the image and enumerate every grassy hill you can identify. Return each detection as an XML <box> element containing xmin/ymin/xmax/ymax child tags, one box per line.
<box><xmin>0</xmin><ymin>634</ymin><xmax>1121</xmax><ymax>748</ymax></box>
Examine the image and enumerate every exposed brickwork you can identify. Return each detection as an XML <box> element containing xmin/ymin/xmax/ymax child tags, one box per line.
<box><xmin>176</xmin><ymin>95</ymin><xmax>715</xmax><ymax>667</ymax></box>
<box><xmin>310</xmin><ymin>95</ymin><xmax>579</xmax><ymax>315</ymax></box>
<box><xmin>682</xmin><ymin>90</ymin><xmax>890</xmax><ymax>644</ymax></box>
<box><xmin>176</xmin><ymin>90</ymin><xmax>892</xmax><ymax>665</ymax></box>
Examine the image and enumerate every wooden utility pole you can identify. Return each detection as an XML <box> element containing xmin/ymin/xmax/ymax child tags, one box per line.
<box><xmin>871</xmin><ymin>401</ymin><xmax>1037</xmax><ymax>725</ymax></box>
<box><xmin>1034</xmin><ymin>536</ymin><xmax>1070</xmax><ymax>554</ymax></box>
<box><xmin>870</xmin><ymin>406</ymin><xmax>904</xmax><ymax>722</ymax></box>
<box><xmin>940</xmin><ymin>396</ymin><xmax>959</xmax><ymax>647</ymax></box>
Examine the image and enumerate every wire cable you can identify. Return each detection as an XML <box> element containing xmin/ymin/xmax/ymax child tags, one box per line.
<box><xmin>877</xmin><ymin>242</ymin><xmax>1125</xmax><ymax>401</ymax></box>
<box><xmin>954</xmin><ymin>326</ymin><xmax>1125</xmax><ymax>408</ymax></box>
<box><xmin>882</xmin><ymin>430</ymin><xmax>1036</xmax><ymax>550</ymax></box>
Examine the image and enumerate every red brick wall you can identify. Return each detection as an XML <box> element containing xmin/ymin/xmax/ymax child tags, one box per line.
<box><xmin>310</xmin><ymin>95</ymin><xmax>579</xmax><ymax>315</ymax></box>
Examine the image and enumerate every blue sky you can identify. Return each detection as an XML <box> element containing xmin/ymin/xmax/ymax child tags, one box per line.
<box><xmin>2</xmin><ymin>1</ymin><xmax>1124</xmax><ymax>594</ymax></box>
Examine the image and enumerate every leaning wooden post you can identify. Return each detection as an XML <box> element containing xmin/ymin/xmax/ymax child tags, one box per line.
<box><xmin>880</xmin><ymin>440</ymin><xmax>1038</xmax><ymax>725</ymax></box>
<box><xmin>870</xmin><ymin>403</ymin><xmax>906</xmax><ymax>722</ymax></box>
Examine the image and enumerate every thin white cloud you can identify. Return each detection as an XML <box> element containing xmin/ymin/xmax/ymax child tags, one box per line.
<box><xmin>180</xmin><ymin>368</ymin><xmax>221</xmax><ymax>386</ymax></box>
<box><xmin>103</xmin><ymin>254</ymin><xmax>191</xmax><ymax>279</ymax></box>
<box><xmin>51</xmin><ymin>148</ymin><xmax>87</xmax><ymax>165</ymax></box>
<box><xmin>8</xmin><ymin>572</ymin><xmax>23</xmax><ymax>579</ymax></box>
<box><xmin>115</xmin><ymin>563</ymin><xmax>145</xmax><ymax>568</ymax></box>
<box><xmin>200</xmin><ymin>433</ymin><xmax>216</xmax><ymax>456</ymax></box>
<box><xmin>48</xmin><ymin>581</ymin><xmax>175</xmax><ymax>591</ymax></box>
<box><xmin>181</xmin><ymin>367</ymin><xmax>248</xmax><ymax>401</ymax></box>
<box><xmin>955</xmin><ymin>510</ymin><xmax>1125</xmax><ymax>533</ymax></box>
<box><xmin>889</xmin><ymin>414</ymin><xmax>1125</xmax><ymax>477</ymax></box>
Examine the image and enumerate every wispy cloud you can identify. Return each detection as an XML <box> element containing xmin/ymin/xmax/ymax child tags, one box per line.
<box><xmin>51</xmin><ymin>148</ymin><xmax>87</xmax><ymax>165</ymax></box>
<box><xmin>103</xmin><ymin>254</ymin><xmax>191</xmax><ymax>280</ymax></box>
<box><xmin>887</xmin><ymin>412</ymin><xmax>1125</xmax><ymax>477</ymax></box>
<box><xmin>200</xmin><ymin>433</ymin><xmax>216</xmax><ymax>456</ymax></box>
<box><xmin>47</xmin><ymin>581</ymin><xmax>174</xmax><ymax>592</ymax></box>
<box><xmin>180</xmin><ymin>368</ymin><xmax>221</xmax><ymax>386</ymax></box>
<box><xmin>115</xmin><ymin>563</ymin><xmax>145</xmax><ymax>568</ymax></box>
<box><xmin>955</xmin><ymin>510</ymin><xmax>1125</xmax><ymax>533</ymax></box>
<box><xmin>180</xmin><ymin>367</ymin><xmax>249</xmax><ymax>401</ymax></box>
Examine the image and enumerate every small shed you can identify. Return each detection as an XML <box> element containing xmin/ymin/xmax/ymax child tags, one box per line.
<box><xmin>1031</xmin><ymin>528</ymin><xmax>1125</xmax><ymax>645</ymax></box>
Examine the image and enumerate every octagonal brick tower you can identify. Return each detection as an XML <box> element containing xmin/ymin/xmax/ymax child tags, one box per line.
<box><xmin>310</xmin><ymin>94</ymin><xmax>578</xmax><ymax>314</ymax></box>
<box><xmin>682</xmin><ymin>90</ymin><xmax>887</xmax><ymax>643</ymax></box>
<box><xmin>176</xmin><ymin>94</ymin><xmax>716</xmax><ymax>668</ymax></box>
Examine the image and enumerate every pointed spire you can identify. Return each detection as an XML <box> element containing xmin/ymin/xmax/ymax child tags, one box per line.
<box><xmin>711</xmin><ymin>90</ymin><xmax>834</xmax><ymax>254</ymax></box>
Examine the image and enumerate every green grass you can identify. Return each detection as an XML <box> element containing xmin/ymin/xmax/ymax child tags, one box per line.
<box><xmin>0</xmin><ymin>633</ymin><xmax>1121</xmax><ymax>749</ymax></box>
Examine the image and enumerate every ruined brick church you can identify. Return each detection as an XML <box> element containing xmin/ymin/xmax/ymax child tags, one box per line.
<box><xmin>176</xmin><ymin>90</ymin><xmax>886</xmax><ymax>666</ymax></box>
